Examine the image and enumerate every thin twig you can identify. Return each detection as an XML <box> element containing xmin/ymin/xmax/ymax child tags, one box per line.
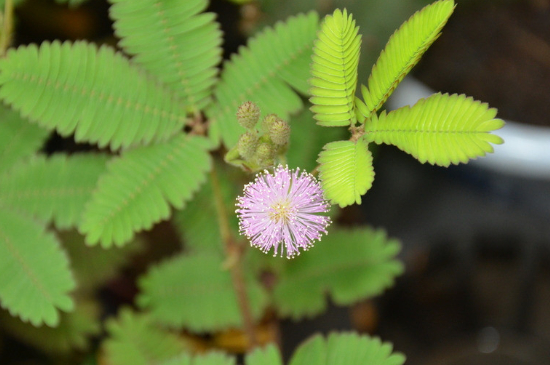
<box><xmin>210</xmin><ymin>165</ymin><xmax>258</xmax><ymax>348</ymax></box>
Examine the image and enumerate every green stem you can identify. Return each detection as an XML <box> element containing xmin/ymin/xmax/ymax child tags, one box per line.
<box><xmin>0</xmin><ymin>0</ymin><xmax>13</xmax><ymax>56</ymax></box>
<box><xmin>210</xmin><ymin>165</ymin><xmax>258</xmax><ymax>348</ymax></box>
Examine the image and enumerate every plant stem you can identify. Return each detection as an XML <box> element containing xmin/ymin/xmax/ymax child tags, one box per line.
<box><xmin>0</xmin><ymin>0</ymin><xmax>14</xmax><ymax>56</ymax></box>
<box><xmin>210</xmin><ymin>165</ymin><xmax>258</xmax><ymax>348</ymax></box>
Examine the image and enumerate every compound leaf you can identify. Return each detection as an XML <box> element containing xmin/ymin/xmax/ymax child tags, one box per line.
<box><xmin>0</xmin><ymin>153</ymin><xmax>108</xmax><ymax>229</ymax></box>
<box><xmin>273</xmin><ymin>227</ymin><xmax>403</xmax><ymax>319</ymax></box>
<box><xmin>110</xmin><ymin>0</ymin><xmax>222</xmax><ymax>111</ymax></box>
<box><xmin>207</xmin><ymin>11</ymin><xmax>318</xmax><ymax>147</ymax></box>
<box><xmin>309</xmin><ymin>9</ymin><xmax>361</xmax><ymax>127</ymax></box>
<box><xmin>0</xmin><ymin>209</ymin><xmax>75</xmax><ymax>327</ymax></box>
<box><xmin>59</xmin><ymin>230</ymin><xmax>143</xmax><ymax>294</ymax></box>
<box><xmin>160</xmin><ymin>352</ymin><xmax>235</xmax><ymax>365</ymax></box>
<box><xmin>80</xmin><ymin>134</ymin><xmax>211</xmax><ymax>248</ymax></box>
<box><xmin>0</xmin><ymin>298</ymin><xmax>100</xmax><ymax>354</ymax></box>
<box><xmin>245</xmin><ymin>344</ymin><xmax>283</xmax><ymax>365</ymax></box>
<box><xmin>172</xmin><ymin>163</ymin><xmax>239</xmax><ymax>254</ymax></box>
<box><xmin>360</xmin><ymin>0</ymin><xmax>455</xmax><ymax>119</ymax></box>
<box><xmin>103</xmin><ymin>308</ymin><xmax>191</xmax><ymax>365</ymax></box>
<box><xmin>289</xmin><ymin>332</ymin><xmax>405</xmax><ymax>365</ymax></box>
<box><xmin>365</xmin><ymin>93</ymin><xmax>504</xmax><ymax>166</ymax></box>
<box><xmin>137</xmin><ymin>252</ymin><xmax>268</xmax><ymax>332</ymax></box>
<box><xmin>317</xmin><ymin>138</ymin><xmax>374</xmax><ymax>207</ymax></box>
<box><xmin>0</xmin><ymin>105</ymin><xmax>49</xmax><ymax>175</ymax></box>
<box><xmin>0</xmin><ymin>41</ymin><xmax>187</xmax><ymax>150</ymax></box>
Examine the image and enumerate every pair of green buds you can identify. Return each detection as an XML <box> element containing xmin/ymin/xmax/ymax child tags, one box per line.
<box><xmin>225</xmin><ymin>101</ymin><xmax>291</xmax><ymax>172</ymax></box>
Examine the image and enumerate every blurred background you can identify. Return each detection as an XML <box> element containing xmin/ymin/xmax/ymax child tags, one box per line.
<box><xmin>4</xmin><ymin>0</ymin><xmax>550</xmax><ymax>364</ymax></box>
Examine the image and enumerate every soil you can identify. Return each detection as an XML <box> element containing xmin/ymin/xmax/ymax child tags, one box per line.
<box><xmin>414</xmin><ymin>0</ymin><xmax>550</xmax><ymax>127</ymax></box>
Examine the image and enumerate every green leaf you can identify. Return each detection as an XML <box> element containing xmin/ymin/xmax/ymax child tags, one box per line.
<box><xmin>273</xmin><ymin>227</ymin><xmax>403</xmax><ymax>319</ymax></box>
<box><xmin>0</xmin><ymin>209</ymin><xmax>75</xmax><ymax>327</ymax></box>
<box><xmin>245</xmin><ymin>344</ymin><xmax>283</xmax><ymax>365</ymax></box>
<box><xmin>59</xmin><ymin>230</ymin><xmax>144</xmax><ymax>294</ymax></box>
<box><xmin>54</xmin><ymin>0</ymin><xmax>90</xmax><ymax>6</ymax></box>
<box><xmin>365</xmin><ymin>93</ymin><xmax>505</xmax><ymax>166</ymax></box>
<box><xmin>160</xmin><ymin>352</ymin><xmax>235</xmax><ymax>365</ymax></box>
<box><xmin>103</xmin><ymin>308</ymin><xmax>191</xmax><ymax>365</ymax></box>
<box><xmin>110</xmin><ymin>0</ymin><xmax>222</xmax><ymax>111</ymax></box>
<box><xmin>80</xmin><ymin>134</ymin><xmax>211</xmax><ymax>248</ymax></box>
<box><xmin>360</xmin><ymin>0</ymin><xmax>455</xmax><ymax>118</ymax></box>
<box><xmin>287</xmin><ymin>106</ymin><xmax>347</xmax><ymax>173</ymax></box>
<box><xmin>0</xmin><ymin>298</ymin><xmax>100</xmax><ymax>354</ymax></box>
<box><xmin>289</xmin><ymin>332</ymin><xmax>405</xmax><ymax>365</ymax></box>
<box><xmin>0</xmin><ymin>105</ymin><xmax>49</xmax><ymax>176</ymax></box>
<box><xmin>0</xmin><ymin>41</ymin><xmax>187</xmax><ymax>150</ymax></box>
<box><xmin>137</xmin><ymin>252</ymin><xmax>268</xmax><ymax>332</ymax></box>
<box><xmin>317</xmin><ymin>138</ymin><xmax>374</xmax><ymax>208</ymax></box>
<box><xmin>0</xmin><ymin>153</ymin><xmax>108</xmax><ymax>229</ymax></box>
<box><xmin>207</xmin><ymin>11</ymin><xmax>319</xmax><ymax>147</ymax></box>
<box><xmin>172</xmin><ymin>163</ymin><xmax>240</xmax><ymax>254</ymax></box>
<box><xmin>309</xmin><ymin>9</ymin><xmax>361</xmax><ymax>127</ymax></box>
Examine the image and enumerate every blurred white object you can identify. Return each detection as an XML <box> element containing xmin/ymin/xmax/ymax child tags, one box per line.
<box><xmin>387</xmin><ymin>77</ymin><xmax>550</xmax><ymax>180</ymax></box>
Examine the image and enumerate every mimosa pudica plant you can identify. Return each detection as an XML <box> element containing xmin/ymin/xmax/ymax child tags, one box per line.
<box><xmin>0</xmin><ymin>0</ymin><xmax>503</xmax><ymax>363</ymax></box>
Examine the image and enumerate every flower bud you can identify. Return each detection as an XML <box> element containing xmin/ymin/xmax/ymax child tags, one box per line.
<box><xmin>261</xmin><ymin>114</ymin><xmax>279</xmax><ymax>133</ymax></box>
<box><xmin>237</xmin><ymin>101</ymin><xmax>260</xmax><ymax>129</ymax></box>
<box><xmin>269</xmin><ymin>119</ymin><xmax>290</xmax><ymax>145</ymax></box>
<box><xmin>237</xmin><ymin>131</ymin><xmax>258</xmax><ymax>159</ymax></box>
<box><xmin>254</xmin><ymin>142</ymin><xmax>274</xmax><ymax>164</ymax></box>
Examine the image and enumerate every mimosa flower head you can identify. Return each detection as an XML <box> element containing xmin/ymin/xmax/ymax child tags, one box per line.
<box><xmin>236</xmin><ymin>165</ymin><xmax>331</xmax><ymax>258</ymax></box>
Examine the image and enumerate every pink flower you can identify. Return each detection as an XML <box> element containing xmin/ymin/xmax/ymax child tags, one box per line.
<box><xmin>236</xmin><ymin>165</ymin><xmax>332</xmax><ymax>258</ymax></box>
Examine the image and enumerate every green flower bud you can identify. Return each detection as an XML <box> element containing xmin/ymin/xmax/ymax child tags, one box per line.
<box><xmin>269</xmin><ymin>119</ymin><xmax>290</xmax><ymax>145</ymax></box>
<box><xmin>237</xmin><ymin>101</ymin><xmax>260</xmax><ymax>129</ymax></box>
<box><xmin>237</xmin><ymin>131</ymin><xmax>258</xmax><ymax>159</ymax></box>
<box><xmin>254</xmin><ymin>142</ymin><xmax>274</xmax><ymax>163</ymax></box>
<box><xmin>261</xmin><ymin>114</ymin><xmax>279</xmax><ymax>132</ymax></box>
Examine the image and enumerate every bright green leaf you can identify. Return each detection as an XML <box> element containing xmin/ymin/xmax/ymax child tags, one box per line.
<box><xmin>160</xmin><ymin>352</ymin><xmax>235</xmax><ymax>365</ymax></box>
<box><xmin>317</xmin><ymin>138</ymin><xmax>374</xmax><ymax>207</ymax></box>
<box><xmin>0</xmin><ymin>105</ymin><xmax>49</xmax><ymax>176</ymax></box>
<box><xmin>103</xmin><ymin>308</ymin><xmax>191</xmax><ymax>365</ymax></box>
<box><xmin>0</xmin><ymin>153</ymin><xmax>108</xmax><ymax>229</ymax></box>
<box><xmin>360</xmin><ymin>0</ymin><xmax>455</xmax><ymax>118</ymax></box>
<box><xmin>137</xmin><ymin>252</ymin><xmax>268</xmax><ymax>332</ymax></box>
<box><xmin>0</xmin><ymin>41</ymin><xmax>187</xmax><ymax>150</ymax></box>
<box><xmin>0</xmin><ymin>209</ymin><xmax>75</xmax><ymax>327</ymax></box>
<box><xmin>245</xmin><ymin>344</ymin><xmax>283</xmax><ymax>365</ymax></box>
<box><xmin>365</xmin><ymin>93</ymin><xmax>505</xmax><ymax>166</ymax></box>
<box><xmin>273</xmin><ymin>227</ymin><xmax>403</xmax><ymax>319</ymax></box>
<box><xmin>110</xmin><ymin>0</ymin><xmax>222</xmax><ymax>111</ymax></box>
<box><xmin>207</xmin><ymin>12</ymin><xmax>318</xmax><ymax>147</ymax></box>
<box><xmin>289</xmin><ymin>332</ymin><xmax>405</xmax><ymax>365</ymax></box>
<box><xmin>309</xmin><ymin>8</ymin><xmax>361</xmax><ymax>127</ymax></box>
<box><xmin>80</xmin><ymin>134</ymin><xmax>211</xmax><ymax>248</ymax></box>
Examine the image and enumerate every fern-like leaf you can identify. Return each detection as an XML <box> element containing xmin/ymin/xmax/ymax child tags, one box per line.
<box><xmin>173</xmin><ymin>163</ymin><xmax>239</xmax><ymax>254</ymax></box>
<box><xmin>207</xmin><ymin>12</ymin><xmax>318</xmax><ymax>147</ymax></box>
<box><xmin>245</xmin><ymin>345</ymin><xmax>283</xmax><ymax>365</ymax></box>
<box><xmin>0</xmin><ymin>153</ymin><xmax>108</xmax><ymax>229</ymax></box>
<box><xmin>365</xmin><ymin>93</ymin><xmax>504</xmax><ymax>166</ymax></box>
<box><xmin>59</xmin><ymin>230</ymin><xmax>143</xmax><ymax>294</ymax></box>
<box><xmin>0</xmin><ymin>105</ymin><xmax>49</xmax><ymax>175</ymax></box>
<box><xmin>110</xmin><ymin>0</ymin><xmax>222</xmax><ymax>111</ymax></box>
<box><xmin>0</xmin><ymin>209</ymin><xmax>75</xmax><ymax>327</ymax></box>
<box><xmin>161</xmin><ymin>353</ymin><xmax>235</xmax><ymax>365</ymax></box>
<box><xmin>103</xmin><ymin>308</ymin><xmax>191</xmax><ymax>365</ymax></box>
<box><xmin>289</xmin><ymin>333</ymin><xmax>405</xmax><ymax>365</ymax></box>
<box><xmin>0</xmin><ymin>41</ymin><xmax>187</xmax><ymax>150</ymax></box>
<box><xmin>309</xmin><ymin>9</ymin><xmax>361</xmax><ymax>127</ymax></box>
<box><xmin>137</xmin><ymin>252</ymin><xmax>268</xmax><ymax>332</ymax></box>
<box><xmin>360</xmin><ymin>0</ymin><xmax>455</xmax><ymax>119</ymax></box>
<box><xmin>80</xmin><ymin>134</ymin><xmax>211</xmax><ymax>247</ymax></box>
<box><xmin>317</xmin><ymin>138</ymin><xmax>374</xmax><ymax>207</ymax></box>
<box><xmin>0</xmin><ymin>299</ymin><xmax>100</xmax><ymax>354</ymax></box>
<box><xmin>273</xmin><ymin>227</ymin><xmax>403</xmax><ymax>319</ymax></box>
